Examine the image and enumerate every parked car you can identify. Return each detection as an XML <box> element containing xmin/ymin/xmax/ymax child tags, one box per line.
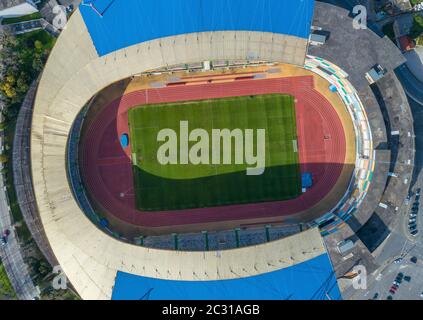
<box><xmin>411</xmin><ymin>230</ymin><xmax>419</xmax><ymax>236</ymax></box>
<box><xmin>3</xmin><ymin>229</ymin><xmax>10</xmax><ymax>237</ymax></box>
<box><xmin>0</xmin><ymin>236</ymin><xmax>7</xmax><ymax>246</ymax></box>
<box><xmin>66</xmin><ymin>4</ymin><xmax>74</xmax><ymax>13</ymax></box>
<box><xmin>404</xmin><ymin>276</ymin><xmax>411</xmax><ymax>282</ymax></box>
<box><xmin>405</xmin><ymin>195</ymin><xmax>412</xmax><ymax>205</ymax></box>
<box><xmin>416</xmin><ymin>195</ymin><xmax>420</xmax><ymax>202</ymax></box>
<box><xmin>394</xmin><ymin>258</ymin><xmax>403</xmax><ymax>264</ymax></box>
<box><xmin>417</xmin><ymin>188</ymin><xmax>421</xmax><ymax>196</ymax></box>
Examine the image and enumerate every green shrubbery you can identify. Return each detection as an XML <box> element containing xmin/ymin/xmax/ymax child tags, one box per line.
<box><xmin>0</xmin><ymin>262</ymin><xmax>16</xmax><ymax>299</ymax></box>
<box><xmin>410</xmin><ymin>15</ymin><xmax>423</xmax><ymax>39</ymax></box>
<box><xmin>0</xmin><ymin>30</ymin><xmax>55</xmax><ymax>119</ymax></box>
<box><xmin>410</xmin><ymin>0</ymin><xmax>423</xmax><ymax>7</ymax></box>
<box><xmin>1</xmin><ymin>12</ymin><xmax>42</xmax><ymax>25</ymax></box>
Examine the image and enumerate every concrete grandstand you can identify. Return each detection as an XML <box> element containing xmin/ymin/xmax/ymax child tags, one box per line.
<box><xmin>25</xmin><ymin>0</ymin><xmax>412</xmax><ymax>300</ymax></box>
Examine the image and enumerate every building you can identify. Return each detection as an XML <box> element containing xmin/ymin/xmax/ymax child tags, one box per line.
<box><xmin>365</xmin><ymin>64</ymin><xmax>387</xmax><ymax>84</ymax></box>
<box><xmin>337</xmin><ymin>240</ymin><xmax>355</xmax><ymax>255</ymax></box>
<box><xmin>0</xmin><ymin>0</ymin><xmax>38</xmax><ymax>19</ymax></box>
<box><xmin>30</xmin><ymin>0</ymin><xmax>348</xmax><ymax>300</ymax></box>
<box><xmin>309</xmin><ymin>32</ymin><xmax>327</xmax><ymax>46</ymax></box>
<box><xmin>392</xmin><ymin>0</ymin><xmax>412</xmax><ymax>11</ymax></box>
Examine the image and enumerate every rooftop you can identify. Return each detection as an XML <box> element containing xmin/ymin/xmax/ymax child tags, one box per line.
<box><xmin>112</xmin><ymin>253</ymin><xmax>342</xmax><ymax>300</ymax></box>
<box><xmin>0</xmin><ymin>0</ymin><xmax>31</xmax><ymax>11</ymax></box>
<box><xmin>79</xmin><ymin>0</ymin><xmax>315</xmax><ymax>56</ymax></box>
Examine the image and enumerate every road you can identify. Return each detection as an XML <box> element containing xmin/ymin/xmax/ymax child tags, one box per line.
<box><xmin>396</xmin><ymin>64</ymin><xmax>423</xmax><ymax>105</ymax></box>
<box><xmin>320</xmin><ymin>0</ymin><xmax>423</xmax><ymax>300</ymax></box>
<box><xmin>343</xmin><ymin>94</ymin><xmax>423</xmax><ymax>300</ymax></box>
<box><xmin>345</xmin><ymin>233</ymin><xmax>423</xmax><ymax>300</ymax></box>
<box><xmin>0</xmin><ymin>146</ymin><xmax>40</xmax><ymax>299</ymax></box>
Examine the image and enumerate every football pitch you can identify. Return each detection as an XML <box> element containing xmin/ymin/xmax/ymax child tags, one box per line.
<box><xmin>128</xmin><ymin>94</ymin><xmax>301</xmax><ymax>211</ymax></box>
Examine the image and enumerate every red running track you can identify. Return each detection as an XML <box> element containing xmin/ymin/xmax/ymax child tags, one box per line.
<box><xmin>80</xmin><ymin>76</ymin><xmax>346</xmax><ymax>227</ymax></box>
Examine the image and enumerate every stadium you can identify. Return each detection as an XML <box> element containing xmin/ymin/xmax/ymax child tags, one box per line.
<box><xmin>29</xmin><ymin>0</ymin><xmax>382</xmax><ymax>300</ymax></box>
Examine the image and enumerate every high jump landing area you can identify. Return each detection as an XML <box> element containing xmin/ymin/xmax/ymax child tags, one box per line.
<box><xmin>79</xmin><ymin>69</ymin><xmax>353</xmax><ymax>235</ymax></box>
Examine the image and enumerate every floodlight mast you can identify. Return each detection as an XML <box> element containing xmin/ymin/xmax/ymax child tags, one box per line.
<box><xmin>81</xmin><ymin>0</ymin><xmax>103</xmax><ymax>17</ymax></box>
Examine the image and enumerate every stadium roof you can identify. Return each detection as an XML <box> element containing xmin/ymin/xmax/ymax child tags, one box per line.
<box><xmin>80</xmin><ymin>0</ymin><xmax>315</xmax><ymax>56</ymax></box>
<box><xmin>31</xmin><ymin>4</ymin><xmax>322</xmax><ymax>299</ymax></box>
<box><xmin>112</xmin><ymin>253</ymin><xmax>341</xmax><ymax>300</ymax></box>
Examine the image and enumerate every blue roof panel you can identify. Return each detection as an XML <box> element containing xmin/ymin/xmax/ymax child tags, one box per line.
<box><xmin>80</xmin><ymin>0</ymin><xmax>315</xmax><ymax>57</ymax></box>
<box><xmin>111</xmin><ymin>253</ymin><xmax>341</xmax><ymax>300</ymax></box>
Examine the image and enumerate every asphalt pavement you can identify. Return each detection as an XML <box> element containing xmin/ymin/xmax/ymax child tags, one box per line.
<box><xmin>344</xmin><ymin>96</ymin><xmax>423</xmax><ymax>300</ymax></box>
<box><xmin>396</xmin><ymin>64</ymin><xmax>423</xmax><ymax>105</ymax></box>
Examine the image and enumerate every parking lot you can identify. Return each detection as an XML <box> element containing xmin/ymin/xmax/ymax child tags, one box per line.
<box><xmin>367</xmin><ymin>244</ymin><xmax>423</xmax><ymax>300</ymax></box>
<box><xmin>405</xmin><ymin>188</ymin><xmax>421</xmax><ymax>238</ymax></box>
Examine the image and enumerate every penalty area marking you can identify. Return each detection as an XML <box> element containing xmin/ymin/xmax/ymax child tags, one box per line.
<box><xmin>292</xmin><ymin>140</ymin><xmax>298</xmax><ymax>153</ymax></box>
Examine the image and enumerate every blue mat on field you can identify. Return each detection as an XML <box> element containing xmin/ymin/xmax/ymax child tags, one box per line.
<box><xmin>111</xmin><ymin>253</ymin><xmax>341</xmax><ymax>300</ymax></box>
<box><xmin>302</xmin><ymin>172</ymin><xmax>313</xmax><ymax>188</ymax></box>
<box><xmin>80</xmin><ymin>0</ymin><xmax>315</xmax><ymax>56</ymax></box>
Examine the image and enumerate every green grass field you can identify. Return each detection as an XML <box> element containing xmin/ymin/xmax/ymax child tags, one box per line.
<box><xmin>128</xmin><ymin>94</ymin><xmax>301</xmax><ymax>211</ymax></box>
<box><xmin>0</xmin><ymin>262</ymin><xmax>16</xmax><ymax>299</ymax></box>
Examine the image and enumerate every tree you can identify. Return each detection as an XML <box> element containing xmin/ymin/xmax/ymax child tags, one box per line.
<box><xmin>32</xmin><ymin>55</ymin><xmax>44</xmax><ymax>72</ymax></box>
<box><xmin>16</xmin><ymin>77</ymin><xmax>29</xmax><ymax>93</ymax></box>
<box><xmin>37</xmin><ymin>260</ymin><xmax>51</xmax><ymax>278</ymax></box>
<box><xmin>0</xmin><ymin>154</ymin><xmax>8</xmax><ymax>163</ymax></box>
<box><xmin>5</xmin><ymin>74</ymin><xmax>15</xmax><ymax>85</ymax></box>
<box><xmin>0</xmin><ymin>82</ymin><xmax>17</xmax><ymax>98</ymax></box>
<box><xmin>410</xmin><ymin>15</ymin><xmax>423</xmax><ymax>39</ymax></box>
<box><xmin>34</xmin><ymin>40</ymin><xmax>43</xmax><ymax>52</ymax></box>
